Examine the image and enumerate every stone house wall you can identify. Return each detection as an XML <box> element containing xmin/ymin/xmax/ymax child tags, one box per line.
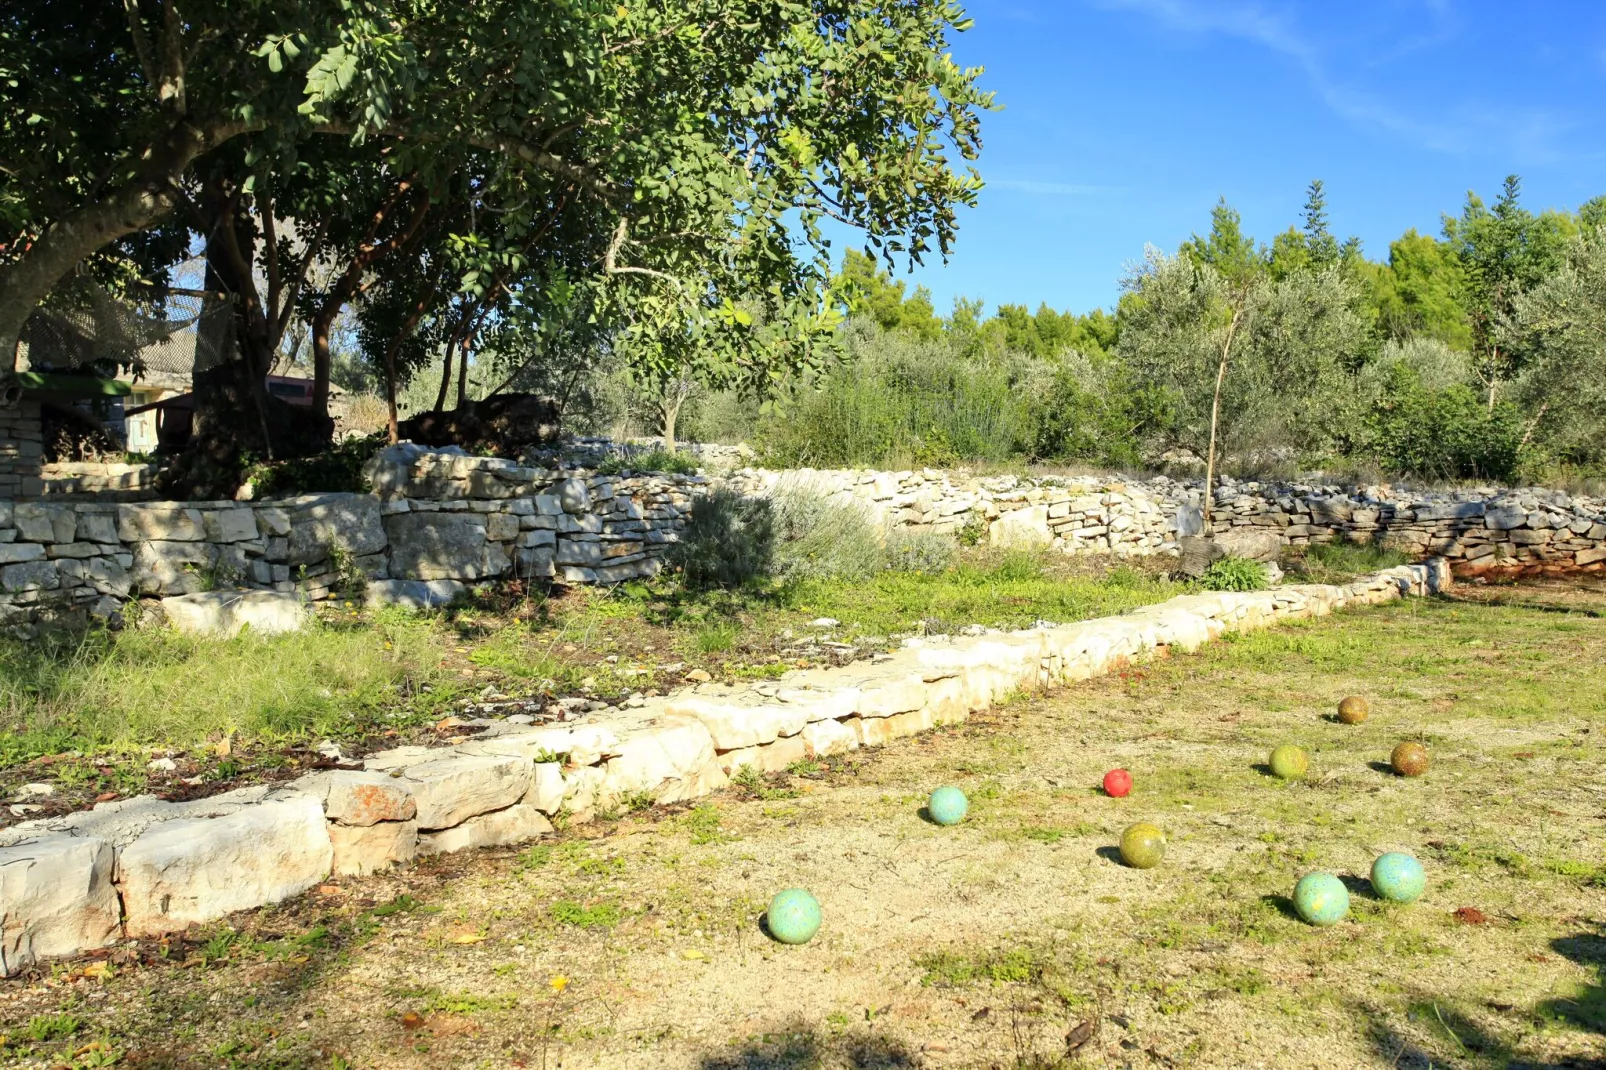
<box><xmin>0</xmin><ymin>443</ymin><xmax>1602</xmax><ymax>636</ymax></box>
<box><xmin>0</xmin><ymin>400</ymin><xmax>44</xmax><ymax>500</ymax></box>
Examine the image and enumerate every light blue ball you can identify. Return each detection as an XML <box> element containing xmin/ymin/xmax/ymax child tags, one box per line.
<box><xmin>766</xmin><ymin>888</ymin><xmax>821</xmax><ymax>945</ymax></box>
<box><xmin>1292</xmin><ymin>872</ymin><xmax>1350</xmax><ymax>927</ymax></box>
<box><xmin>927</xmin><ymin>785</ymin><xmax>969</xmax><ymax>826</ymax></box>
<box><xmin>1371</xmin><ymin>852</ymin><xmax>1426</xmax><ymax>904</ymax></box>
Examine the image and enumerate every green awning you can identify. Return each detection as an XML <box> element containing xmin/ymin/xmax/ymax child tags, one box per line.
<box><xmin>17</xmin><ymin>371</ymin><xmax>132</xmax><ymax>398</ymax></box>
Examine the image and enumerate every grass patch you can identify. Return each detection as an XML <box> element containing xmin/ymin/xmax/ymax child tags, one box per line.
<box><xmin>0</xmin><ymin>612</ymin><xmax>461</xmax><ymax>760</ymax></box>
<box><xmin>548</xmin><ymin>900</ymin><xmax>622</xmax><ymax>930</ymax></box>
<box><xmin>916</xmin><ymin>945</ymin><xmax>1050</xmax><ymax>987</ymax></box>
<box><xmin>1286</xmin><ymin>542</ymin><xmax>1411</xmax><ymax>584</ymax></box>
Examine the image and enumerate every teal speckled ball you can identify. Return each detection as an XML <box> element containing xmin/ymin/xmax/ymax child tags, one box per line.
<box><xmin>1370</xmin><ymin>852</ymin><xmax>1426</xmax><ymax>904</ymax></box>
<box><xmin>1292</xmin><ymin>872</ymin><xmax>1350</xmax><ymax>927</ymax></box>
<box><xmin>927</xmin><ymin>785</ymin><xmax>969</xmax><ymax>826</ymax></box>
<box><xmin>765</xmin><ymin>888</ymin><xmax>822</xmax><ymax>945</ymax></box>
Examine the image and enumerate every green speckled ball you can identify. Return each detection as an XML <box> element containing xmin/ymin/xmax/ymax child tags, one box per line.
<box><xmin>1269</xmin><ymin>744</ymin><xmax>1310</xmax><ymax>780</ymax></box>
<box><xmin>765</xmin><ymin>888</ymin><xmax>821</xmax><ymax>945</ymax></box>
<box><xmin>1370</xmin><ymin>852</ymin><xmax>1427</xmax><ymax>904</ymax></box>
<box><xmin>1118</xmin><ymin>822</ymin><xmax>1167</xmax><ymax>869</ymax></box>
<box><xmin>1292</xmin><ymin>872</ymin><xmax>1349</xmax><ymax>926</ymax></box>
<box><xmin>927</xmin><ymin>785</ymin><xmax>969</xmax><ymax>826</ymax></box>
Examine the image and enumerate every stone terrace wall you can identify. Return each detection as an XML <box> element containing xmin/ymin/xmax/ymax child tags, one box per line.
<box><xmin>1</xmin><ymin>443</ymin><xmax>1602</xmax><ymax>636</ymax></box>
<box><xmin>726</xmin><ymin>467</ymin><xmax>1606</xmax><ymax>576</ymax></box>
<box><xmin>39</xmin><ymin>461</ymin><xmax>162</xmax><ymax>501</ymax></box>
<box><xmin>0</xmin><ymin>559</ymin><xmax>1449</xmax><ymax>975</ymax></box>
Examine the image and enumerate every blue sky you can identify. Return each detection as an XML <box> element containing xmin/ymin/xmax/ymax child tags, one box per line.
<box><xmin>884</xmin><ymin>0</ymin><xmax>1606</xmax><ymax>316</ymax></box>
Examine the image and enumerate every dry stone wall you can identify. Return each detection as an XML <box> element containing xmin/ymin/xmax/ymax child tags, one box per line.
<box><xmin>0</xmin><ymin>442</ymin><xmax>1601</xmax><ymax>636</ymax></box>
<box><xmin>0</xmin><ymin>400</ymin><xmax>43</xmax><ymax>500</ymax></box>
<box><xmin>0</xmin><ymin>557</ymin><xmax>1450</xmax><ymax>975</ymax></box>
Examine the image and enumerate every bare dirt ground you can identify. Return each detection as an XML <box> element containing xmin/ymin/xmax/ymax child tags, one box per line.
<box><xmin>2</xmin><ymin>588</ymin><xmax>1603</xmax><ymax>1070</ymax></box>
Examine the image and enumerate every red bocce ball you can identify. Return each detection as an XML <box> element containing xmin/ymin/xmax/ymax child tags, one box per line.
<box><xmin>1103</xmin><ymin>769</ymin><xmax>1132</xmax><ymax>798</ymax></box>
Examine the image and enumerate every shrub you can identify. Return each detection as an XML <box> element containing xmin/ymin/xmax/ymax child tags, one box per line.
<box><xmin>768</xmin><ymin>480</ymin><xmax>887</xmax><ymax>583</ymax></box>
<box><xmin>595</xmin><ymin>449</ymin><xmax>699</xmax><ymax>476</ymax></box>
<box><xmin>885</xmin><ymin>530</ymin><xmax>958</xmax><ymax>574</ymax></box>
<box><xmin>1361</xmin><ymin>365</ymin><xmax>1525</xmax><ymax>482</ymax></box>
<box><xmin>241</xmin><ymin>434</ymin><xmax>383</xmax><ymax>496</ymax></box>
<box><xmin>1198</xmin><ymin>556</ymin><xmax>1268</xmax><ymax>592</ymax></box>
<box><xmin>667</xmin><ymin>488</ymin><xmax>774</xmax><ymax>589</ymax></box>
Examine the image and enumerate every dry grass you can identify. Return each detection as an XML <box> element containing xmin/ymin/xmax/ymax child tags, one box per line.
<box><xmin>1</xmin><ymin>589</ymin><xmax>1603</xmax><ymax>1069</ymax></box>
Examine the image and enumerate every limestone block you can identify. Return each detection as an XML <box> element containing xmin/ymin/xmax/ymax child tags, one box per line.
<box><xmin>398</xmin><ymin>754</ymin><xmax>533</xmax><ymax>830</ymax></box>
<box><xmin>775</xmin><ymin>686</ymin><xmax>860</xmax><ymax>722</ymax></box>
<box><xmin>557</xmin><ymin>478</ymin><xmax>591</xmax><ymax>514</ymax></box>
<box><xmin>131</xmin><ymin>540</ymin><xmax>215</xmax><ymax>595</ymax></box>
<box><xmin>663</xmin><ymin>697</ymin><xmax>807</xmax><ymax>749</ymax></box>
<box><xmin>1</xmin><ymin>560</ymin><xmax>59</xmax><ymax>593</ymax></box>
<box><xmin>76</xmin><ymin>513</ymin><xmax>119</xmax><ymax>545</ymax></box>
<box><xmin>850</xmin><ymin>715</ymin><xmax>900</xmax><ymax>748</ymax></box>
<box><xmin>989</xmin><ymin>506</ymin><xmax>1051</xmax><ymax>549</ymax></box>
<box><xmin>15</xmin><ymin>504</ymin><xmax>74</xmax><ymax>543</ymax></box>
<box><xmin>1485</xmin><ymin>507</ymin><xmax>1528</xmax><ymax>531</ymax></box>
<box><xmin>116</xmin><ymin>794</ymin><xmax>333</xmax><ymax>937</ymax></box>
<box><xmin>1213</xmin><ymin>527</ymin><xmax>1283</xmax><ymax>562</ymax></box>
<box><xmin>524</xmin><ymin>763</ymin><xmax>565</xmax><ymax>813</ymax></box>
<box><xmin>329</xmin><ymin>820</ymin><xmax>417</xmax><ymax>877</ymax></box>
<box><xmin>161</xmin><ymin>590</ymin><xmax>309</xmax><ymax>637</ymax></box>
<box><xmin>800</xmin><ymin>718</ymin><xmax>859</xmax><ymax>759</ymax></box>
<box><xmin>0</xmin><ymin>835</ymin><xmax>120</xmax><ymax>975</ymax></box>
<box><xmin>485</xmin><ymin>512</ymin><xmax>520</xmax><ymax>542</ymax></box>
<box><xmin>0</xmin><ymin>543</ymin><xmax>45</xmax><ymax>564</ymax></box>
<box><xmin>118</xmin><ymin>504</ymin><xmax>205</xmax><ymax>542</ymax></box>
<box><xmin>720</xmin><ymin>734</ymin><xmax>806</xmax><ymax>775</ymax></box>
<box><xmin>287</xmin><ymin>494</ymin><xmax>388</xmax><ymax>566</ymax></box>
<box><xmin>559</xmin><ymin>765</ymin><xmax>607</xmax><ymax>819</ymax></box>
<box><xmin>600</xmin><ymin>719</ymin><xmax>722</xmax><ymax>804</ymax></box>
<box><xmin>1576</xmin><ymin>546</ymin><xmax>1606</xmax><ymax>566</ymax></box>
<box><xmin>417</xmin><ymin>804</ymin><xmax>552</xmax><ymax>855</ymax></box>
<box><xmin>458</xmin><ymin>723</ymin><xmax>620</xmax><ymax>767</ymax></box>
<box><xmin>365</xmin><ymin>578</ymin><xmax>466</xmax><ymax>609</ymax></box>
<box><xmin>854</xmin><ymin>674</ymin><xmax>929</xmax><ymax>718</ymax></box>
<box><xmin>385</xmin><ymin>512</ymin><xmax>502</xmax><ymax>581</ymax></box>
<box><xmin>204</xmin><ymin>509</ymin><xmax>259</xmax><ymax>543</ymax></box>
<box><xmin>299</xmin><ymin>770</ymin><xmax>418</xmax><ymax>826</ymax></box>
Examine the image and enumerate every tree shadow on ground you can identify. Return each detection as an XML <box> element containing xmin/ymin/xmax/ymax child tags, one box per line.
<box><xmin>1350</xmin><ymin>924</ymin><xmax>1606</xmax><ymax>1070</ymax></box>
<box><xmin>698</xmin><ymin>1023</ymin><xmax>919</xmax><ymax>1070</ymax></box>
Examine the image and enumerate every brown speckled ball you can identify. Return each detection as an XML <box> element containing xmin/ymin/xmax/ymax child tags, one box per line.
<box><xmin>1391</xmin><ymin>741</ymin><xmax>1430</xmax><ymax>777</ymax></box>
<box><xmin>1337</xmin><ymin>696</ymin><xmax>1370</xmax><ymax>725</ymax></box>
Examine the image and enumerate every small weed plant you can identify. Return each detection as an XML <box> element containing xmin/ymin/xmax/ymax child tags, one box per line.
<box><xmin>1198</xmin><ymin>556</ymin><xmax>1269</xmax><ymax>592</ymax></box>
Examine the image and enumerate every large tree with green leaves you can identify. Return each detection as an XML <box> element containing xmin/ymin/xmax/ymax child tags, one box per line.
<box><xmin>4</xmin><ymin>0</ymin><xmax>991</xmax><ymax>475</ymax></box>
<box><xmin>1504</xmin><ymin>225</ymin><xmax>1606</xmax><ymax>462</ymax></box>
<box><xmin>1441</xmin><ymin>175</ymin><xmax>1575</xmax><ymax>410</ymax></box>
<box><xmin>1118</xmin><ymin>238</ymin><xmax>1365</xmax><ymax>524</ymax></box>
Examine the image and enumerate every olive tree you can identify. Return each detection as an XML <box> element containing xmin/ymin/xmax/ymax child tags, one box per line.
<box><xmin>1505</xmin><ymin>226</ymin><xmax>1606</xmax><ymax>462</ymax></box>
<box><xmin>1117</xmin><ymin>249</ymin><xmax>1365</xmax><ymax>525</ymax></box>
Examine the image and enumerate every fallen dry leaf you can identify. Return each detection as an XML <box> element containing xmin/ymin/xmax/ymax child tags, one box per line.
<box><xmin>445</xmin><ymin>927</ymin><xmax>486</xmax><ymax>945</ymax></box>
<box><xmin>401</xmin><ymin>1012</ymin><xmax>425</xmax><ymax>1031</ymax></box>
<box><xmin>1065</xmin><ymin>1018</ymin><xmax>1100</xmax><ymax>1051</ymax></box>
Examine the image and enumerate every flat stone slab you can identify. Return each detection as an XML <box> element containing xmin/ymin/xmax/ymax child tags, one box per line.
<box><xmin>116</xmin><ymin>794</ymin><xmax>332</xmax><ymax>937</ymax></box>
<box><xmin>0</xmin><ymin>835</ymin><xmax>120</xmax><ymax>974</ymax></box>
<box><xmin>365</xmin><ymin>579</ymin><xmax>467</xmax><ymax>609</ymax></box>
<box><xmin>161</xmin><ymin>590</ymin><xmax>309</xmax><ymax>637</ymax></box>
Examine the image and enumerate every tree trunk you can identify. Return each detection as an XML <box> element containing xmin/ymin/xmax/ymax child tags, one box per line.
<box><xmin>1201</xmin><ymin>304</ymin><xmax>1244</xmax><ymax>533</ymax></box>
<box><xmin>0</xmin><ymin>119</ymin><xmax>246</xmax><ymax>369</ymax></box>
<box><xmin>660</xmin><ymin>396</ymin><xmax>681</xmax><ymax>454</ymax></box>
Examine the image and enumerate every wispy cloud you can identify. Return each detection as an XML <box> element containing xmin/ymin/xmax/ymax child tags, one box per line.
<box><xmin>1098</xmin><ymin>0</ymin><xmax>1574</xmax><ymax>162</ymax></box>
<box><xmin>988</xmin><ymin>179</ymin><xmax>1124</xmax><ymax>196</ymax></box>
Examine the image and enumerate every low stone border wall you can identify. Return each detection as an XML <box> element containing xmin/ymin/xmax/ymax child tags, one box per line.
<box><xmin>0</xmin><ymin>558</ymin><xmax>1450</xmax><ymax>976</ymax></box>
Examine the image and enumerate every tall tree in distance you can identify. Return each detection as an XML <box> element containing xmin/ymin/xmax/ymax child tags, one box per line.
<box><xmin>1442</xmin><ymin>175</ymin><xmax>1575</xmax><ymax>410</ymax></box>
